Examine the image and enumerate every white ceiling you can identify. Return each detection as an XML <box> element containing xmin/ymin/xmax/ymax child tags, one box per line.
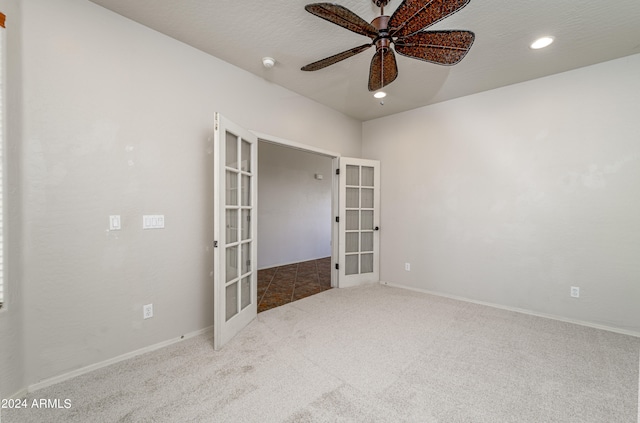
<box><xmin>88</xmin><ymin>0</ymin><xmax>640</xmax><ymax>121</ymax></box>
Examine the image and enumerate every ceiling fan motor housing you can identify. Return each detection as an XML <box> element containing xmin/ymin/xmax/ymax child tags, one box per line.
<box><xmin>372</xmin><ymin>15</ymin><xmax>391</xmax><ymax>51</ymax></box>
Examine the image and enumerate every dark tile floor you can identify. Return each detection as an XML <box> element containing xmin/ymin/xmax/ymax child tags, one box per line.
<box><xmin>258</xmin><ymin>257</ymin><xmax>332</xmax><ymax>313</ymax></box>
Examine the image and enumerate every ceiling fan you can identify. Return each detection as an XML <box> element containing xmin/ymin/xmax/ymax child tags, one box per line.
<box><xmin>301</xmin><ymin>0</ymin><xmax>475</xmax><ymax>91</ymax></box>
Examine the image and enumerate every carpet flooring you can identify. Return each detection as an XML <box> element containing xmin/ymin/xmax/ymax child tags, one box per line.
<box><xmin>258</xmin><ymin>257</ymin><xmax>332</xmax><ymax>313</ymax></box>
<box><xmin>3</xmin><ymin>284</ymin><xmax>639</xmax><ymax>422</ymax></box>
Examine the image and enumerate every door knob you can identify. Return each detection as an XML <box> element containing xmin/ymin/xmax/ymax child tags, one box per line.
<box><xmin>374</xmin><ymin>226</ymin><xmax>380</xmax><ymax>231</ymax></box>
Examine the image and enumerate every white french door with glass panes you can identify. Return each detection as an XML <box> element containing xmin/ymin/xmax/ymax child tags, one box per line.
<box><xmin>338</xmin><ymin>158</ymin><xmax>380</xmax><ymax>287</ymax></box>
<box><xmin>213</xmin><ymin>113</ymin><xmax>258</xmax><ymax>350</ymax></box>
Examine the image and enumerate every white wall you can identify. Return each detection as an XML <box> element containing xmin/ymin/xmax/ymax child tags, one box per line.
<box><xmin>363</xmin><ymin>54</ymin><xmax>640</xmax><ymax>334</ymax></box>
<box><xmin>18</xmin><ymin>0</ymin><xmax>361</xmax><ymax>388</ymax></box>
<box><xmin>257</xmin><ymin>142</ymin><xmax>332</xmax><ymax>269</ymax></box>
<box><xmin>0</xmin><ymin>0</ymin><xmax>25</xmax><ymax>399</ymax></box>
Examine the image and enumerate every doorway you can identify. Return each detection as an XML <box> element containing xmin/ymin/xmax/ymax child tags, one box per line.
<box><xmin>214</xmin><ymin>115</ymin><xmax>380</xmax><ymax>349</ymax></box>
<box><xmin>256</xmin><ymin>141</ymin><xmax>335</xmax><ymax>312</ymax></box>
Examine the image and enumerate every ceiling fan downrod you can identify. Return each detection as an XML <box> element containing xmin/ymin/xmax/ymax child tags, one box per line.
<box><xmin>373</xmin><ymin>0</ymin><xmax>391</xmax><ymax>15</ymax></box>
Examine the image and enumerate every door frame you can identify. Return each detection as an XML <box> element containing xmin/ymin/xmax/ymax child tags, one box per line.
<box><xmin>251</xmin><ymin>131</ymin><xmax>340</xmax><ymax>288</ymax></box>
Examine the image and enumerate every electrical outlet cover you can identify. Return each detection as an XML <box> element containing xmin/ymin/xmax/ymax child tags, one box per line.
<box><xmin>143</xmin><ymin>304</ymin><xmax>153</xmax><ymax>319</ymax></box>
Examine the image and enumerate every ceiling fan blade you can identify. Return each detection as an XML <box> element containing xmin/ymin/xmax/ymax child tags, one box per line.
<box><xmin>389</xmin><ymin>0</ymin><xmax>471</xmax><ymax>38</ymax></box>
<box><xmin>305</xmin><ymin>3</ymin><xmax>378</xmax><ymax>39</ymax></box>
<box><xmin>368</xmin><ymin>48</ymin><xmax>399</xmax><ymax>91</ymax></box>
<box><xmin>394</xmin><ymin>30</ymin><xmax>475</xmax><ymax>65</ymax></box>
<box><xmin>301</xmin><ymin>44</ymin><xmax>373</xmax><ymax>71</ymax></box>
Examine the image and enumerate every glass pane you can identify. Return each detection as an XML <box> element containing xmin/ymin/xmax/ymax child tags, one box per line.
<box><xmin>242</xmin><ymin>209</ymin><xmax>251</xmax><ymax>240</ymax></box>
<box><xmin>225</xmin><ymin>282</ymin><xmax>238</xmax><ymax>321</ymax></box>
<box><xmin>226</xmin><ymin>209</ymin><xmax>238</xmax><ymax>244</ymax></box>
<box><xmin>346</xmin><ymin>165</ymin><xmax>359</xmax><ymax>186</ymax></box>
<box><xmin>361</xmin><ymin>253</ymin><xmax>373</xmax><ymax>274</ymax></box>
<box><xmin>361</xmin><ymin>232</ymin><xmax>373</xmax><ymax>252</ymax></box>
<box><xmin>225</xmin><ymin>131</ymin><xmax>238</xmax><ymax>169</ymax></box>
<box><xmin>361</xmin><ymin>188</ymin><xmax>373</xmax><ymax>208</ymax></box>
<box><xmin>241</xmin><ymin>276</ymin><xmax>251</xmax><ymax>310</ymax></box>
<box><xmin>226</xmin><ymin>246</ymin><xmax>238</xmax><ymax>282</ymax></box>
<box><xmin>241</xmin><ymin>140</ymin><xmax>251</xmax><ymax>172</ymax></box>
<box><xmin>346</xmin><ymin>188</ymin><xmax>359</xmax><ymax>208</ymax></box>
<box><xmin>345</xmin><ymin>254</ymin><xmax>359</xmax><ymax>276</ymax></box>
<box><xmin>242</xmin><ymin>175</ymin><xmax>251</xmax><ymax>206</ymax></box>
<box><xmin>361</xmin><ymin>210</ymin><xmax>373</xmax><ymax>230</ymax></box>
<box><xmin>346</xmin><ymin>232</ymin><xmax>359</xmax><ymax>253</ymax></box>
<box><xmin>241</xmin><ymin>242</ymin><xmax>251</xmax><ymax>275</ymax></box>
<box><xmin>361</xmin><ymin>166</ymin><xmax>374</xmax><ymax>187</ymax></box>
<box><xmin>226</xmin><ymin>171</ymin><xmax>238</xmax><ymax>206</ymax></box>
<box><xmin>346</xmin><ymin>210</ymin><xmax>359</xmax><ymax>230</ymax></box>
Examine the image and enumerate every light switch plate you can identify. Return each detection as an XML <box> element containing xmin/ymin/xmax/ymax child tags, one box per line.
<box><xmin>109</xmin><ymin>215</ymin><xmax>121</xmax><ymax>230</ymax></box>
<box><xmin>143</xmin><ymin>215</ymin><xmax>165</xmax><ymax>229</ymax></box>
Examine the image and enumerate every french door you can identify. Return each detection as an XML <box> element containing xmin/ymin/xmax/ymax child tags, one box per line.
<box><xmin>338</xmin><ymin>158</ymin><xmax>380</xmax><ymax>287</ymax></box>
<box><xmin>213</xmin><ymin>113</ymin><xmax>258</xmax><ymax>350</ymax></box>
<box><xmin>213</xmin><ymin>122</ymin><xmax>380</xmax><ymax>346</ymax></box>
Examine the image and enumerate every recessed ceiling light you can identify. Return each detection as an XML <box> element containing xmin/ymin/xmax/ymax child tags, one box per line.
<box><xmin>530</xmin><ymin>36</ymin><xmax>554</xmax><ymax>50</ymax></box>
<box><xmin>373</xmin><ymin>91</ymin><xmax>387</xmax><ymax>99</ymax></box>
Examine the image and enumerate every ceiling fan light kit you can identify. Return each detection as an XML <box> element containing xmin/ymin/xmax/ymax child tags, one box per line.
<box><xmin>301</xmin><ymin>0</ymin><xmax>475</xmax><ymax>92</ymax></box>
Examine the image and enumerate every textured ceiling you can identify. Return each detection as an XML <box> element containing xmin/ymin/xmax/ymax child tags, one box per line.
<box><xmin>88</xmin><ymin>0</ymin><xmax>640</xmax><ymax>121</ymax></box>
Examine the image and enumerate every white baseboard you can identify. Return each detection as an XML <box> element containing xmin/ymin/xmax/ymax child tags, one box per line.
<box><xmin>258</xmin><ymin>256</ymin><xmax>331</xmax><ymax>271</ymax></box>
<box><xmin>27</xmin><ymin>326</ymin><xmax>213</xmax><ymax>394</ymax></box>
<box><xmin>5</xmin><ymin>387</ymin><xmax>28</xmax><ymax>400</ymax></box>
<box><xmin>381</xmin><ymin>281</ymin><xmax>640</xmax><ymax>338</ymax></box>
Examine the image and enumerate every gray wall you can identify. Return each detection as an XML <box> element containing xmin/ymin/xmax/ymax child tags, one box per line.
<box><xmin>0</xmin><ymin>0</ymin><xmax>25</xmax><ymax>399</ymax></box>
<box><xmin>5</xmin><ymin>0</ymin><xmax>361</xmax><ymax>393</ymax></box>
<box><xmin>4</xmin><ymin>0</ymin><xmax>639</xmax><ymax>400</ymax></box>
<box><xmin>257</xmin><ymin>142</ymin><xmax>332</xmax><ymax>269</ymax></box>
<box><xmin>363</xmin><ymin>54</ymin><xmax>640</xmax><ymax>334</ymax></box>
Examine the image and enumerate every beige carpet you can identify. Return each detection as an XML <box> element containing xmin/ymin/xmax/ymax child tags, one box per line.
<box><xmin>4</xmin><ymin>285</ymin><xmax>639</xmax><ymax>422</ymax></box>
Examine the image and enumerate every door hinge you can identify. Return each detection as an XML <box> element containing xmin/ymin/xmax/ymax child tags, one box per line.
<box><xmin>335</xmin><ymin>263</ymin><xmax>339</xmax><ymax>270</ymax></box>
<box><xmin>214</xmin><ymin>241</ymin><xmax>218</xmax><ymax>248</ymax></box>
<box><xmin>335</xmin><ymin>216</ymin><xmax>339</xmax><ymax>223</ymax></box>
<box><xmin>336</xmin><ymin>168</ymin><xmax>340</xmax><ymax>175</ymax></box>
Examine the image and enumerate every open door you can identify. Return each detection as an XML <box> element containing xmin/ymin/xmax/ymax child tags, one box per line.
<box><xmin>338</xmin><ymin>158</ymin><xmax>380</xmax><ymax>287</ymax></box>
<box><xmin>213</xmin><ymin>113</ymin><xmax>258</xmax><ymax>350</ymax></box>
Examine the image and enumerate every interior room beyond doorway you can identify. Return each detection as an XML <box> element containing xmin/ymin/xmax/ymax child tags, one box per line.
<box><xmin>257</xmin><ymin>141</ymin><xmax>333</xmax><ymax>311</ymax></box>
